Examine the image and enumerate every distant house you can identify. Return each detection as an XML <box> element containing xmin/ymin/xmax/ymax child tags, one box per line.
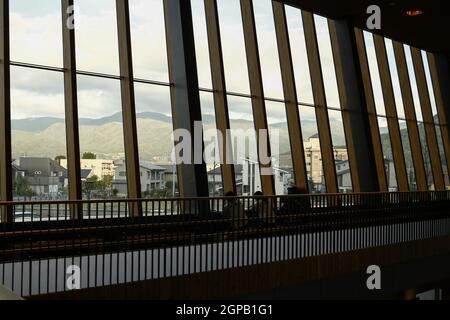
<box><xmin>60</xmin><ymin>159</ymin><xmax>115</xmax><ymax>180</ymax></box>
<box><xmin>336</xmin><ymin>160</ymin><xmax>352</xmax><ymax>193</ymax></box>
<box><xmin>62</xmin><ymin>168</ymin><xmax>93</xmax><ymax>189</ymax></box>
<box><xmin>11</xmin><ymin>162</ymin><xmax>26</xmax><ymax>179</ymax></box>
<box><xmin>159</xmin><ymin>164</ymin><xmax>178</xmax><ymax>186</ymax></box>
<box><xmin>207</xmin><ymin>165</ymin><xmax>243</xmax><ymax>196</ymax></box>
<box><xmin>18</xmin><ymin>157</ymin><xmax>66</xmax><ymax>198</ymax></box>
<box><xmin>113</xmin><ymin>161</ymin><xmax>166</xmax><ymax>197</ymax></box>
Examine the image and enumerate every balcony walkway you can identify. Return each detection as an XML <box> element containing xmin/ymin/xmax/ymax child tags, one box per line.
<box><xmin>1</xmin><ymin>191</ymin><xmax>449</xmax><ymax>299</ymax></box>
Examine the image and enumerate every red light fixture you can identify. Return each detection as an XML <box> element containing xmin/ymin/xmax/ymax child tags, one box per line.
<box><xmin>405</xmin><ymin>9</ymin><xmax>424</xmax><ymax>17</ymax></box>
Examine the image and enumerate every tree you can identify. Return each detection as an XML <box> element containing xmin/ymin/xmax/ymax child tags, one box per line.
<box><xmin>13</xmin><ymin>175</ymin><xmax>35</xmax><ymax>200</ymax></box>
<box><xmin>82</xmin><ymin>152</ymin><xmax>97</xmax><ymax>160</ymax></box>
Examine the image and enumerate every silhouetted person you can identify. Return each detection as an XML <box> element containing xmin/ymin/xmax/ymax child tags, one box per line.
<box><xmin>279</xmin><ymin>186</ymin><xmax>310</xmax><ymax>219</ymax></box>
<box><xmin>223</xmin><ymin>191</ymin><xmax>246</xmax><ymax>229</ymax></box>
<box><xmin>247</xmin><ymin>191</ymin><xmax>274</xmax><ymax>226</ymax></box>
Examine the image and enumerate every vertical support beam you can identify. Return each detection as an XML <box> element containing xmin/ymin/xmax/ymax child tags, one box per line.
<box><xmin>427</xmin><ymin>52</ymin><xmax>450</xmax><ymax>186</ymax></box>
<box><xmin>240</xmin><ymin>0</ymin><xmax>275</xmax><ymax>196</ymax></box>
<box><xmin>328</xmin><ymin>19</ymin><xmax>378</xmax><ymax>192</ymax></box>
<box><xmin>164</xmin><ymin>0</ymin><xmax>209</xmax><ymax>198</ymax></box>
<box><xmin>373</xmin><ymin>34</ymin><xmax>409</xmax><ymax>192</ymax></box>
<box><xmin>302</xmin><ymin>11</ymin><xmax>338</xmax><ymax>193</ymax></box>
<box><xmin>392</xmin><ymin>41</ymin><xmax>428</xmax><ymax>191</ymax></box>
<box><xmin>0</xmin><ymin>0</ymin><xmax>12</xmax><ymax>222</ymax></box>
<box><xmin>411</xmin><ymin>47</ymin><xmax>445</xmax><ymax>190</ymax></box>
<box><xmin>354</xmin><ymin>29</ymin><xmax>387</xmax><ymax>191</ymax></box>
<box><xmin>272</xmin><ymin>1</ymin><xmax>308</xmax><ymax>192</ymax></box>
<box><xmin>116</xmin><ymin>0</ymin><xmax>142</xmax><ymax>211</ymax></box>
<box><xmin>204</xmin><ymin>0</ymin><xmax>236</xmax><ymax>195</ymax></box>
<box><xmin>62</xmin><ymin>0</ymin><xmax>82</xmax><ymax>219</ymax></box>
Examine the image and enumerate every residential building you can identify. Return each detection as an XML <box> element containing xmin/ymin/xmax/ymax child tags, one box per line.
<box><xmin>113</xmin><ymin>161</ymin><xmax>166</xmax><ymax>197</ymax></box>
<box><xmin>17</xmin><ymin>157</ymin><xmax>66</xmax><ymax>198</ymax></box>
<box><xmin>60</xmin><ymin>159</ymin><xmax>115</xmax><ymax>180</ymax></box>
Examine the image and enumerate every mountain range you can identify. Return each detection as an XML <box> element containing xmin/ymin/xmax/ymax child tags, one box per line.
<box><xmin>11</xmin><ymin>111</ymin><xmax>357</xmax><ymax>162</ymax></box>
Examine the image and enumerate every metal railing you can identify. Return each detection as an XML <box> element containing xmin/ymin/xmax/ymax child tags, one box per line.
<box><xmin>0</xmin><ymin>191</ymin><xmax>449</xmax><ymax>298</ymax></box>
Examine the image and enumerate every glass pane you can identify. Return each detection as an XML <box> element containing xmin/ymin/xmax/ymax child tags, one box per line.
<box><xmin>285</xmin><ymin>5</ymin><xmax>313</xmax><ymax>105</ymax></box>
<box><xmin>217</xmin><ymin>0</ymin><xmax>250</xmax><ymax>94</ymax></box>
<box><xmin>228</xmin><ymin>95</ymin><xmax>261</xmax><ymax>195</ymax></box>
<box><xmin>266</xmin><ymin>101</ymin><xmax>293</xmax><ymax>195</ymax></box>
<box><xmin>253</xmin><ymin>0</ymin><xmax>284</xmax><ymax>99</ymax></box>
<box><xmin>314</xmin><ymin>15</ymin><xmax>340</xmax><ymax>108</ymax></box>
<box><xmin>75</xmin><ymin>0</ymin><xmax>120</xmax><ymax>75</ymax></box>
<box><xmin>378</xmin><ymin>117</ymin><xmax>397</xmax><ymax>191</ymax></box>
<box><xmin>404</xmin><ymin>45</ymin><xmax>424</xmax><ymax>122</ymax></box>
<box><xmin>364</xmin><ymin>31</ymin><xmax>386</xmax><ymax>116</ymax></box>
<box><xmin>11</xmin><ymin>67</ymin><xmax>66</xmax><ymax>201</ymax></box>
<box><xmin>328</xmin><ymin>110</ymin><xmax>352</xmax><ymax>193</ymax></box>
<box><xmin>199</xmin><ymin>92</ymin><xmax>221</xmax><ymax>196</ymax></box>
<box><xmin>134</xmin><ymin>83</ymin><xmax>178</xmax><ymax>198</ymax></box>
<box><xmin>10</xmin><ymin>0</ymin><xmax>63</xmax><ymax>67</ymax></box>
<box><xmin>191</xmin><ymin>0</ymin><xmax>212</xmax><ymax>89</ymax></box>
<box><xmin>385</xmin><ymin>39</ymin><xmax>405</xmax><ymax>119</ymax></box>
<box><xmin>418</xmin><ymin>122</ymin><xmax>434</xmax><ymax>190</ymax></box>
<box><xmin>300</xmin><ymin>106</ymin><xmax>326</xmax><ymax>193</ymax></box>
<box><xmin>421</xmin><ymin>50</ymin><xmax>440</xmax><ymax>124</ymax></box>
<box><xmin>435</xmin><ymin>125</ymin><xmax>449</xmax><ymax>188</ymax></box>
<box><xmin>129</xmin><ymin>0</ymin><xmax>169</xmax><ymax>82</ymax></box>
<box><xmin>77</xmin><ymin>75</ymin><xmax>125</xmax><ymax>199</ymax></box>
<box><xmin>399</xmin><ymin>120</ymin><xmax>417</xmax><ymax>190</ymax></box>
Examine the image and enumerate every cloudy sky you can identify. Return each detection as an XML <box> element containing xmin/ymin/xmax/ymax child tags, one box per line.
<box><xmin>8</xmin><ymin>0</ymin><xmax>347</xmax><ymax>122</ymax></box>
<box><xmin>9</xmin><ymin>0</ymin><xmax>437</xmax><ymax>130</ymax></box>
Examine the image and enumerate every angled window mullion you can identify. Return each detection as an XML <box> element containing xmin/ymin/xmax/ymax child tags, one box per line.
<box><xmin>61</xmin><ymin>0</ymin><xmax>82</xmax><ymax>219</ymax></box>
<box><xmin>302</xmin><ymin>11</ymin><xmax>338</xmax><ymax>193</ymax></box>
<box><xmin>204</xmin><ymin>0</ymin><xmax>236</xmax><ymax>195</ymax></box>
<box><xmin>426</xmin><ymin>52</ymin><xmax>450</xmax><ymax>186</ymax></box>
<box><xmin>116</xmin><ymin>0</ymin><xmax>142</xmax><ymax>209</ymax></box>
<box><xmin>353</xmin><ymin>29</ymin><xmax>387</xmax><ymax>191</ymax></box>
<box><xmin>392</xmin><ymin>41</ymin><xmax>428</xmax><ymax>191</ymax></box>
<box><xmin>329</xmin><ymin>20</ymin><xmax>380</xmax><ymax>192</ymax></box>
<box><xmin>164</xmin><ymin>0</ymin><xmax>209</xmax><ymax>198</ymax></box>
<box><xmin>240</xmin><ymin>0</ymin><xmax>275</xmax><ymax>196</ymax></box>
<box><xmin>373</xmin><ymin>34</ymin><xmax>409</xmax><ymax>192</ymax></box>
<box><xmin>411</xmin><ymin>47</ymin><xmax>445</xmax><ymax>190</ymax></box>
<box><xmin>0</xmin><ymin>0</ymin><xmax>12</xmax><ymax>222</ymax></box>
<box><xmin>272</xmin><ymin>1</ymin><xmax>308</xmax><ymax>192</ymax></box>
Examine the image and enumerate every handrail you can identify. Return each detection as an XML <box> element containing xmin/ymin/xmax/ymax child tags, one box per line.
<box><xmin>0</xmin><ymin>190</ymin><xmax>449</xmax><ymax>298</ymax></box>
<box><xmin>1</xmin><ymin>190</ymin><xmax>448</xmax><ymax>206</ymax></box>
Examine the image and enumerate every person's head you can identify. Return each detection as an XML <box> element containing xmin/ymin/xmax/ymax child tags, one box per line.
<box><xmin>288</xmin><ymin>186</ymin><xmax>308</xmax><ymax>195</ymax></box>
<box><xmin>225</xmin><ymin>191</ymin><xmax>236</xmax><ymax>204</ymax></box>
<box><xmin>253</xmin><ymin>191</ymin><xmax>264</xmax><ymax>197</ymax></box>
<box><xmin>225</xmin><ymin>191</ymin><xmax>236</xmax><ymax>197</ymax></box>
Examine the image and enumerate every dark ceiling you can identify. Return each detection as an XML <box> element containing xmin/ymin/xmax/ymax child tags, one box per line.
<box><xmin>285</xmin><ymin>0</ymin><xmax>450</xmax><ymax>55</ymax></box>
